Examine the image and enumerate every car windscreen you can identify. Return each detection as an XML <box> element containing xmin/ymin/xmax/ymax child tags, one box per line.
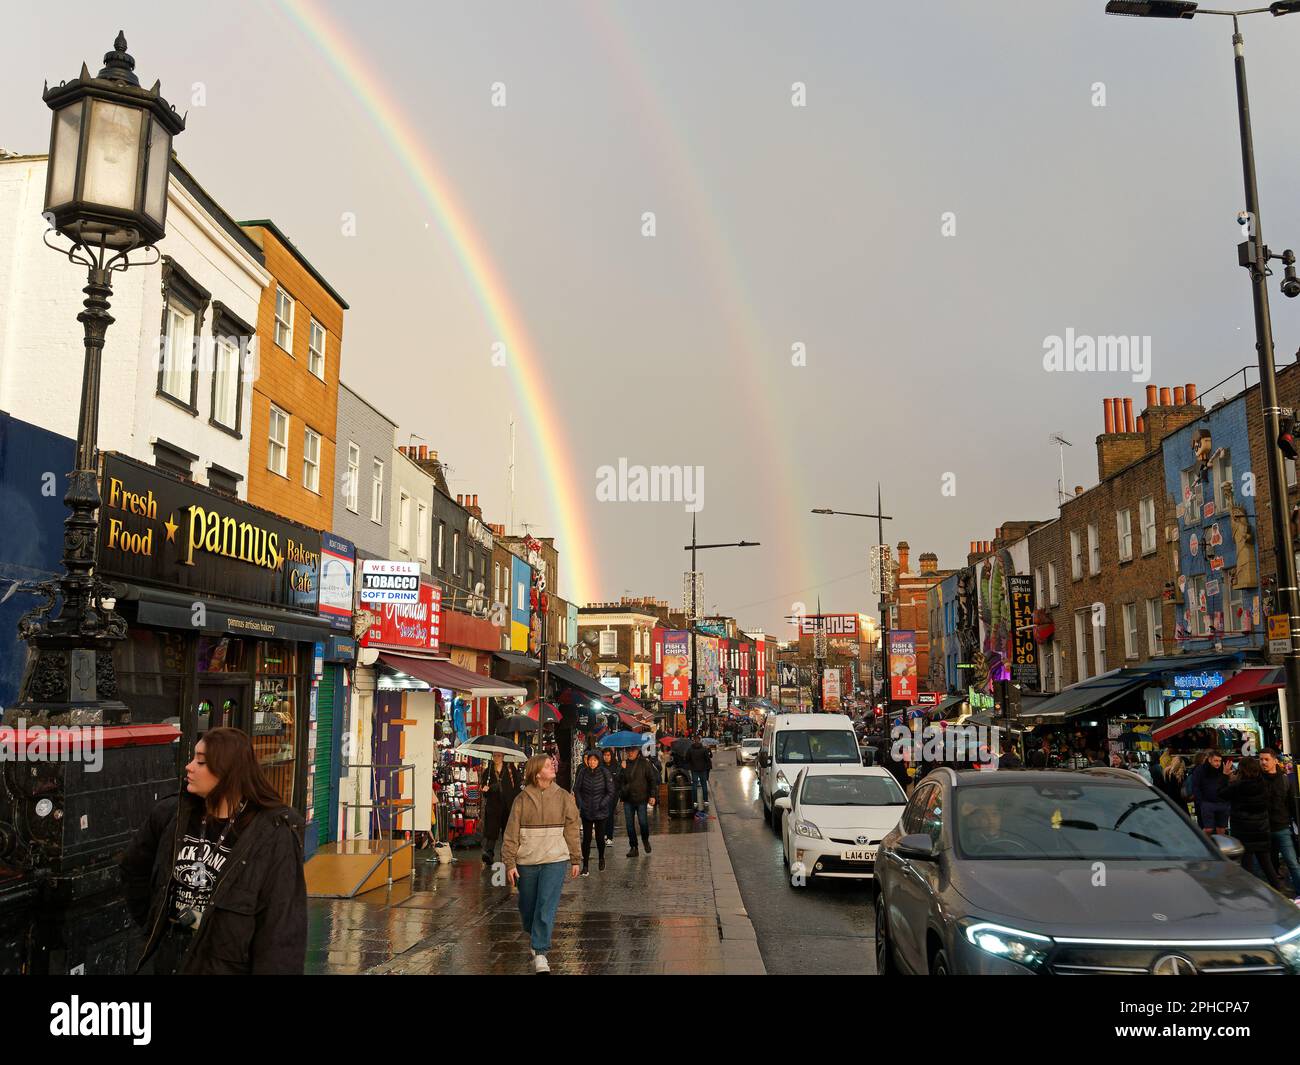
<box><xmin>954</xmin><ymin>781</ymin><xmax>1216</xmax><ymax>861</ymax></box>
<box><xmin>775</xmin><ymin>729</ymin><xmax>859</xmax><ymax>764</ymax></box>
<box><xmin>801</xmin><ymin>774</ymin><xmax>906</xmax><ymax>807</ymax></box>
<box><xmin>741</xmin><ymin>739</ymin><xmax>761</xmax><ymax>749</ymax></box>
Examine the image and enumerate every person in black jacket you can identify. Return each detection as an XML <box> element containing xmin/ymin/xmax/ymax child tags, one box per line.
<box><xmin>686</xmin><ymin>737</ymin><xmax>713</xmax><ymax>812</ymax></box>
<box><xmin>600</xmin><ymin>748</ymin><xmax>620</xmax><ymax>843</ymax></box>
<box><xmin>573</xmin><ymin>750</ymin><xmax>617</xmax><ymax>874</ymax></box>
<box><xmin>1221</xmin><ymin>756</ymin><xmax>1284</xmax><ymax>891</ymax></box>
<box><xmin>619</xmin><ymin>746</ymin><xmax>659</xmax><ymax>857</ymax></box>
<box><xmin>479</xmin><ymin>752</ymin><xmax>522</xmax><ymax>866</ymax></box>
<box><xmin>120</xmin><ymin>727</ymin><xmax>307</xmax><ymax>975</ymax></box>
<box><xmin>1260</xmin><ymin>748</ymin><xmax>1300</xmax><ymax>897</ymax></box>
<box><xmin>1189</xmin><ymin>751</ymin><xmax>1231</xmax><ymax>835</ymax></box>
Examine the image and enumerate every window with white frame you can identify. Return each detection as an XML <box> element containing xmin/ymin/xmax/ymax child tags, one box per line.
<box><xmin>1052</xmin><ymin>640</ymin><xmax>1064</xmax><ymax>691</ymax></box>
<box><xmin>1147</xmin><ymin>598</ymin><xmax>1163</xmax><ymax>655</ymax></box>
<box><xmin>302</xmin><ymin>428</ymin><xmax>321</xmax><ymax>493</ymax></box>
<box><xmin>161</xmin><ymin>303</ymin><xmax>195</xmax><ymax>402</ymax></box>
<box><xmin>1048</xmin><ymin>562</ymin><xmax>1059</xmax><ymax>606</ymax></box>
<box><xmin>1116</xmin><ymin>509</ymin><xmax>1133</xmax><ymax>562</ymax></box>
<box><xmin>1074</xmin><ymin>611</ymin><xmax>1090</xmax><ymax>681</ymax></box>
<box><xmin>274</xmin><ymin>287</ymin><xmax>294</xmax><ymax>351</ymax></box>
<box><xmin>516</xmin><ymin>580</ymin><xmax>526</xmax><ymax>612</ymax></box>
<box><xmin>211</xmin><ymin>333</ymin><xmax>240</xmax><ymax>429</ymax></box>
<box><xmin>1123</xmin><ymin>602</ymin><xmax>1138</xmax><ymax>659</ymax></box>
<box><xmin>371</xmin><ymin>459</ymin><xmax>384</xmax><ymax>522</ymax></box>
<box><xmin>1088</xmin><ymin>523</ymin><xmax>1100</xmax><ymax>575</ymax></box>
<box><xmin>1186</xmin><ymin>574</ymin><xmax>1207</xmax><ymax>637</ymax></box>
<box><xmin>1225</xmin><ymin>572</ymin><xmax>1249</xmax><ymax>634</ymax></box>
<box><xmin>1034</xmin><ymin>568</ymin><xmax>1045</xmax><ymax>606</ymax></box>
<box><xmin>599</xmin><ymin>630</ymin><xmax>617</xmax><ymax>656</ymax></box>
<box><xmin>417</xmin><ymin>502</ymin><xmax>428</xmax><ymax>563</ymax></box>
<box><xmin>1212</xmin><ymin>449</ymin><xmax>1235</xmax><ymax>511</ymax></box>
<box><xmin>267</xmin><ymin>405</ymin><xmax>289</xmax><ymax>476</ymax></box>
<box><xmin>494</xmin><ymin>562</ymin><xmax>502</xmax><ymax>605</ymax></box>
<box><xmin>308</xmin><ymin>318</ymin><xmax>326</xmax><ymax>380</ymax></box>
<box><xmin>1070</xmin><ymin>531</ymin><xmax>1083</xmax><ymax>580</ymax></box>
<box><xmin>467</xmin><ymin>546</ymin><xmax>474</xmax><ymax>589</ymax></box>
<box><xmin>1140</xmin><ymin>496</ymin><xmax>1157</xmax><ymax>554</ymax></box>
<box><xmin>399</xmin><ymin>491</ymin><xmax>411</xmax><ymax>553</ymax></box>
<box><xmin>345</xmin><ymin>443</ymin><xmax>359</xmax><ymax>512</ymax></box>
<box><xmin>1093</xmin><ymin>607</ymin><xmax>1107</xmax><ymax>675</ymax></box>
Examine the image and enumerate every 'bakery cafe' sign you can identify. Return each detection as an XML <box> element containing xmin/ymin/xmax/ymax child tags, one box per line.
<box><xmin>98</xmin><ymin>453</ymin><xmax>320</xmax><ymax>612</ymax></box>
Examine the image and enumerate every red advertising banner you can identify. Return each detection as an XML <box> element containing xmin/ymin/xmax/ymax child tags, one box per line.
<box><xmin>662</xmin><ymin>629</ymin><xmax>690</xmax><ymax>702</ymax></box>
<box><xmin>889</xmin><ymin>630</ymin><xmax>917</xmax><ymax>702</ymax></box>
<box><xmin>360</xmin><ymin>581</ymin><xmax>443</xmax><ymax>651</ymax></box>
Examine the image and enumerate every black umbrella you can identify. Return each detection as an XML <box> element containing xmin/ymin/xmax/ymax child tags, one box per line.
<box><xmin>496</xmin><ymin>715</ymin><xmax>540</xmax><ymax>735</ymax></box>
<box><xmin>671</xmin><ymin>737</ymin><xmax>692</xmax><ymax>761</ymax></box>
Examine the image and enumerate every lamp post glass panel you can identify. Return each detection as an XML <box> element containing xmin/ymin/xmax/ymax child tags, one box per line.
<box><xmin>13</xmin><ymin>33</ymin><xmax>183</xmax><ymax>725</ymax></box>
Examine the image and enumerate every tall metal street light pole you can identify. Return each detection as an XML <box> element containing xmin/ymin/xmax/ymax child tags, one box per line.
<box><xmin>813</xmin><ymin>484</ymin><xmax>894</xmax><ymax>712</ymax></box>
<box><xmin>12</xmin><ymin>34</ymin><xmax>185</xmax><ymax>724</ymax></box>
<box><xmin>1106</xmin><ymin>0</ymin><xmax>1300</xmax><ymax>755</ymax></box>
<box><xmin>684</xmin><ymin>514</ymin><xmax>759</xmax><ymax>733</ymax></box>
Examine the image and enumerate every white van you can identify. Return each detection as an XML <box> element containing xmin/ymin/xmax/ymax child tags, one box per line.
<box><xmin>758</xmin><ymin>713</ymin><xmax>861</xmax><ymax>829</ymax></box>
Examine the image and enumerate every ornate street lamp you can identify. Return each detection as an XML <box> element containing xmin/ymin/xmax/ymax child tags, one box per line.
<box><xmin>13</xmin><ymin>33</ymin><xmax>184</xmax><ymax>725</ymax></box>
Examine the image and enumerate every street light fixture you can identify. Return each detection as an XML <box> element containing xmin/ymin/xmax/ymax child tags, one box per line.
<box><xmin>1106</xmin><ymin>0</ymin><xmax>1300</xmax><ymax>759</ymax></box>
<box><xmin>13</xmin><ymin>33</ymin><xmax>183</xmax><ymax>725</ymax></box>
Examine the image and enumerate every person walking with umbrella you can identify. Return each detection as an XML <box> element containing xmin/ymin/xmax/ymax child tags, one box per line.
<box><xmin>573</xmin><ymin>750</ymin><xmax>616</xmax><ymax>874</ymax></box>
<box><xmin>619</xmin><ymin>744</ymin><xmax>659</xmax><ymax>857</ymax></box>
<box><xmin>502</xmin><ymin>754</ymin><xmax>581</xmax><ymax>974</ymax></box>
<box><xmin>600</xmin><ymin>747</ymin><xmax>620</xmax><ymax>843</ymax></box>
<box><xmin>480</xmin><ymin>749</ymin><xmax>522</xmax><ymax>867</ymax></box>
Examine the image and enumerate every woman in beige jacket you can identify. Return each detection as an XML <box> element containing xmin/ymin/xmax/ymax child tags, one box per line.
<box><xmin>502</xmin><ymin>753</ymin><xmax>582</xmax><ymax>973</ymax></box>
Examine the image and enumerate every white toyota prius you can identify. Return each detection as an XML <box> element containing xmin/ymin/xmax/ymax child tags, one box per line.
<box><xmin>774</xmin><ymin>765</ymin><xmax>907</xmax><ymax>887</ymax></box>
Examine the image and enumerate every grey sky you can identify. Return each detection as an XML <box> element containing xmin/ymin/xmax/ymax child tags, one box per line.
<box><xmin>7</xmin><ymin>0</ymin><xmax>1300</xmax><ymax>634</ymax></box>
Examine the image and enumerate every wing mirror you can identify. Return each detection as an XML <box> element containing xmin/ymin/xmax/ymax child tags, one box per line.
<box><xmin>773</xmin><ymin>796</ymin><xmax>792</xmax><ymax>812</ymax></box>
<box><xmin>1214</xmin><ymin>835</ymin><xmax>1245</xmax><ymax>861</ymax></box>
<box><xmin>897</xmin><ymin>833</ymin><xmax>937</xmax><ymax>861</ymax></box>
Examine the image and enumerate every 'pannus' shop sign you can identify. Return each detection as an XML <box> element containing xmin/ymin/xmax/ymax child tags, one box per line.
<box><xmin>98</xmin><ymin>453</ymin><xmax>321</xmax><ymax>611</ymax></box>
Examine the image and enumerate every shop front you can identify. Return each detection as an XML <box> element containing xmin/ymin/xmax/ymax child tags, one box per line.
<box><xmin>100</xmin><ymin>453</ymin><xmax>328</xmax><ymax>815</ymax></box>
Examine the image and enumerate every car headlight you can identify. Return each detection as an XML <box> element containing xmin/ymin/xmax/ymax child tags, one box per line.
<box><xmin>793</xmin><ymin>818</ymin><xmax>823</xmax><ymax>839</ymax></box>
<box><xmin>1275</xmin><ymin>924</ymin><xmax>1300</xmax><ymax>971</ymax></box>
<box><xmin>962</xmin><ymin>921</ymin><xmax>1053</xmax><ymax>972</ymax></box>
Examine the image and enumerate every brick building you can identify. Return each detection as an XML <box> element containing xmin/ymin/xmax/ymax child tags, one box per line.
<box><xmin>577</xmin><ymin>604</ymin><xmax>658</xmax><ymax>692</ymax></box>
<box><xmin>240</xmin><ymin>219</ymin><xmax>346</xmax><ymax>528</ymax></box>
<box><xmin>889</xmin><ymin>542</ymin><xmax>954</xmax><ymax>694</ymax></box>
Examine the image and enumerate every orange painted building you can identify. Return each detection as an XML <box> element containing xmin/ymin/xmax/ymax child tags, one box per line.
<box><xmin>239</xmin><ymin>219</ymin><xmax>347</xmax><ymax>530</ymax></box>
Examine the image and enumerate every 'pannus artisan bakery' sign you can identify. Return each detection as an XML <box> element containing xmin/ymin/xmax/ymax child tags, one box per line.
<box><xmin>98</xmin><ymin>453</ymin><xmax>321</xmax><ymax>611</ymax></box>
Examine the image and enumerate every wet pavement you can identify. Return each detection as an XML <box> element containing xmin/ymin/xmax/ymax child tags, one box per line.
<box><xmin>711</xmin><ymin>751</ymin><xmax>878</xmax><ymax>975</ymax></box>
<box><xmin>306</xmin><ymin>785</ymin><xmax>764</xmax><ymax>975</ymax></box>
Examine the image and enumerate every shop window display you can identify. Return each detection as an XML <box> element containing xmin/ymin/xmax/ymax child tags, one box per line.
<box><xmin>113</xmin><ymin>628</ymin><xmax>188</xmax><ymax>726</ymax></box>
<box><xmin>254</xmin><ymin>640</ymin><xmax>300</xmax><ymax>807</ymax></box>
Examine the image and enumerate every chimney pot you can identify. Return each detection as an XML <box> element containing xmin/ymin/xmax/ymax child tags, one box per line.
<box><xmin>1186</xmin><ymin>382</ymin><xmax>1198</xmax><ymax>404</ymax></box>
<box><xmin>1123</xmin><ymin>397</ymin><xmax>1134</xmax><ymax>432</ymax></box>
<box><xmin>1174</xmin><ymin>386</ymin><xmax>1186</xmax><ymax>405</ymax></box>
<box><xmin>1103</xmin><ymin>398</ymin><xmax>1115</xmax><ymax>434</ymax></box>
<box><xmin>1136</xmin><ymin>415</ymin><xmax>1145</xmax><ymax>433</ymax></box>
<box><xmin>1145</xmin><ymin>384</ymin><xmax>1158</xmax><ymax>408</ymax></box>
<box><xmin>456</xmin><ymin>494</ymin><xmax>463</xmax><ymax>505</ymax></box>
<box><xmin>1075</xmin><ymin>485</ymin><xmax>1084</xmax><ymax>496</ymax></box>
<box><xmin>419</xmin><ymin>445</ymin><xmax>428</xmax><ymax>461</ymax></box>
<box><xmin>1160</xmin><ymin>387</ymin><xmax>1172</xmax><ymax>406</ymax></box>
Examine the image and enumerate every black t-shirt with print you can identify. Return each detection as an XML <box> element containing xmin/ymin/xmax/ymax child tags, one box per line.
<box><xmin>171</xmin><ymin>813</ymin><xmax>239</xmax><ymax>922</ymax></box>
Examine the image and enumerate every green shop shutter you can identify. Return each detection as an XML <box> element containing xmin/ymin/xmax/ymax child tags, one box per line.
<box><xmin>312</xmin><ymin>665</ymin><xmax>336</xmax><ymax>846</ymax></box>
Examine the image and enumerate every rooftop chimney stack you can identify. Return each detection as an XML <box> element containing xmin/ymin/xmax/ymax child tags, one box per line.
<box><xmin>1174</xmin><ymin>386</ymin><xmax>1186</xmax><ymax>405</ymax></box>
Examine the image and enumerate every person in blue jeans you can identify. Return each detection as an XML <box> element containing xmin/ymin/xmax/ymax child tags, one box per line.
<box><xmin>619</xmin><ymin>746</ymin><xmax>659</xmax><ymax>856</ymax></box>
<box><xmin>1260</xmin><ymin>748</ymin><xmax>1300</xmax><ymax>899</ymax></box>
<box><xmin>686</xmin><ymin>736</ymin><xmax>713</xmax><ymax>813</ymax></box>
<box><xmin>502</xmin><ymin>754</ymin><xmax>581</xmax><ymax>974</ymax></box>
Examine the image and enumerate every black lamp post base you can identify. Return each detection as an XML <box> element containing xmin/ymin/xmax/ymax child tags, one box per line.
<box><xmin>12</xmin><ymin>639</ymin><xmax>129</xmax><ymax>726</ymax></box>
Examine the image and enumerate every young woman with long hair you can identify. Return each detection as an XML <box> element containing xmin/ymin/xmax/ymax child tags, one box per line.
<box><xmin>120</xmin><ymin>727</ymin><xmax>308</xmax><ymax>975</ymax></box>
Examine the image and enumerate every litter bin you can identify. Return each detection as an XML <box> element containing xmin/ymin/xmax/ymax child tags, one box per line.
<box><xmin>668</xmin><ymin>770</ymin><xmax>695</xmax><ymax>819</ymax></box>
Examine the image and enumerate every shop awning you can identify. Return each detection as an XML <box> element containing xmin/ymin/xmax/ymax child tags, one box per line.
<box><xmin>377</xmin><ymin>653</ymin><xmax>526</xmax><ymax>698</ymax></box>
<box><xmin>1022</xmin><ymin>653</ymin><xmax>1246</xmax><ymax>720</ymax></box>
<box><xmin>546</xmin><ymin>662</ymin><xmax>614</xmax><ymax>701</ymax></box>
<box><xmin>493</xmin><ymin>651</ymin><xmax>539</xmax><ymax>676</ymax></box>
<box><xmin>928</xmin><ymin>694</ymin><xmax>966</xmax><ymax>720</ymax></box>
<box><xmin>1151</xmin><ymin>667</ymin><xmax>1283</xmax><ymax>744</ymax></box>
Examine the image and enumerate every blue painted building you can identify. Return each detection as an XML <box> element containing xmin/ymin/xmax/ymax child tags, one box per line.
<box><xmin>1161</xmin><ymin>393</ymin><xmax>1264</xmax><ymax>655</ymax></box>
<box><xmin>0</xmin><ymin>412</ymin><xmax>75</xmax><ymax>711</ymax></box>
<box><xmin>937</xmin><ymin>570</ymin><xmax>962</xmax><ymax>694</ymax></box>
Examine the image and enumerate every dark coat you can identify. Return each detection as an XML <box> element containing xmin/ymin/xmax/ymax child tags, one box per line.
<box><xmin>619</xmin><ymin>755</ymin><xmax>660</xmax><ymax>804</ymax></box>
<box><xmin>1189</xmin><ymin>762</ymin><xmax>1228</xmax><ymax>807</ymax></box>
<box><xmin>1220</xmin><ymin>776</ymin><xmax>1272</xmax><ymax>852</ymax></box>
<box><xmin>1263</xmin><ymin>768</ymin><xmax>1298</xmax><ymax>831</ymax></box>
<box><xmin>120</xmin><ymin>794</ymin><xmax>307</xmax><ymax>975</ymax></box>
<box><xmin>1154</xmin><ymin>766</ymin><xmax>1187</xmax><ymax>806</ymax></box>
<box><xmin>686</xmin><ymin>744</ymin><xmax>713</xmax><ymax>774</ymax></box>
<box><xmin>480</xmin><ymin>761</ymin><xmax>522</xmax><ymax>841</ymax></box>
<box><xmin>573</xmin><ymin>764</ymin><xmax>616</xmax><ymax>820</ymax></box>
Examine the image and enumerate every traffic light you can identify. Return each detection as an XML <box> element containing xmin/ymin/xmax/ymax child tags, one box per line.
<box><xmin>1280</xmin><ymin>412</ymin><xmax>1299</xmax><ymax>461</ymax></box>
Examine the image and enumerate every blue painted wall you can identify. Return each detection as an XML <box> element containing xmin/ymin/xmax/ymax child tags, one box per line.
<box><xmin>939</xmin><ymin>570</ymin><xmax>961</xmax><ymax>693</ymax></box>
<box><xmin>1161</xmin><ymin>394</ymin><xmax>1264</xmax><ymax>654</ymax></box>
<box><xmin>0</xmin><ymin>413</ymin><xmax>75</xmax><ymax>711</ymax></box>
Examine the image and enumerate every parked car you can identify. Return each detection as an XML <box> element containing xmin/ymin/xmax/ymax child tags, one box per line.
<box><xmin>758</xmin><ymin>713</ymin><xmax>860</xmax><ymax>833</ymax></box>
<box><xmin>737</xmin><ymin>738</ymin><xmax>762</xmax><ymax>765</ymax></box>
<box><xmin>874</xmin><ymin>767</ymin><xmax>1300</xmax><ymax>975</ymax></box>
<box><xmin>774</xmin><ymin>765</ymin><xmax>906</xmax><ymax>887</ymax></box>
